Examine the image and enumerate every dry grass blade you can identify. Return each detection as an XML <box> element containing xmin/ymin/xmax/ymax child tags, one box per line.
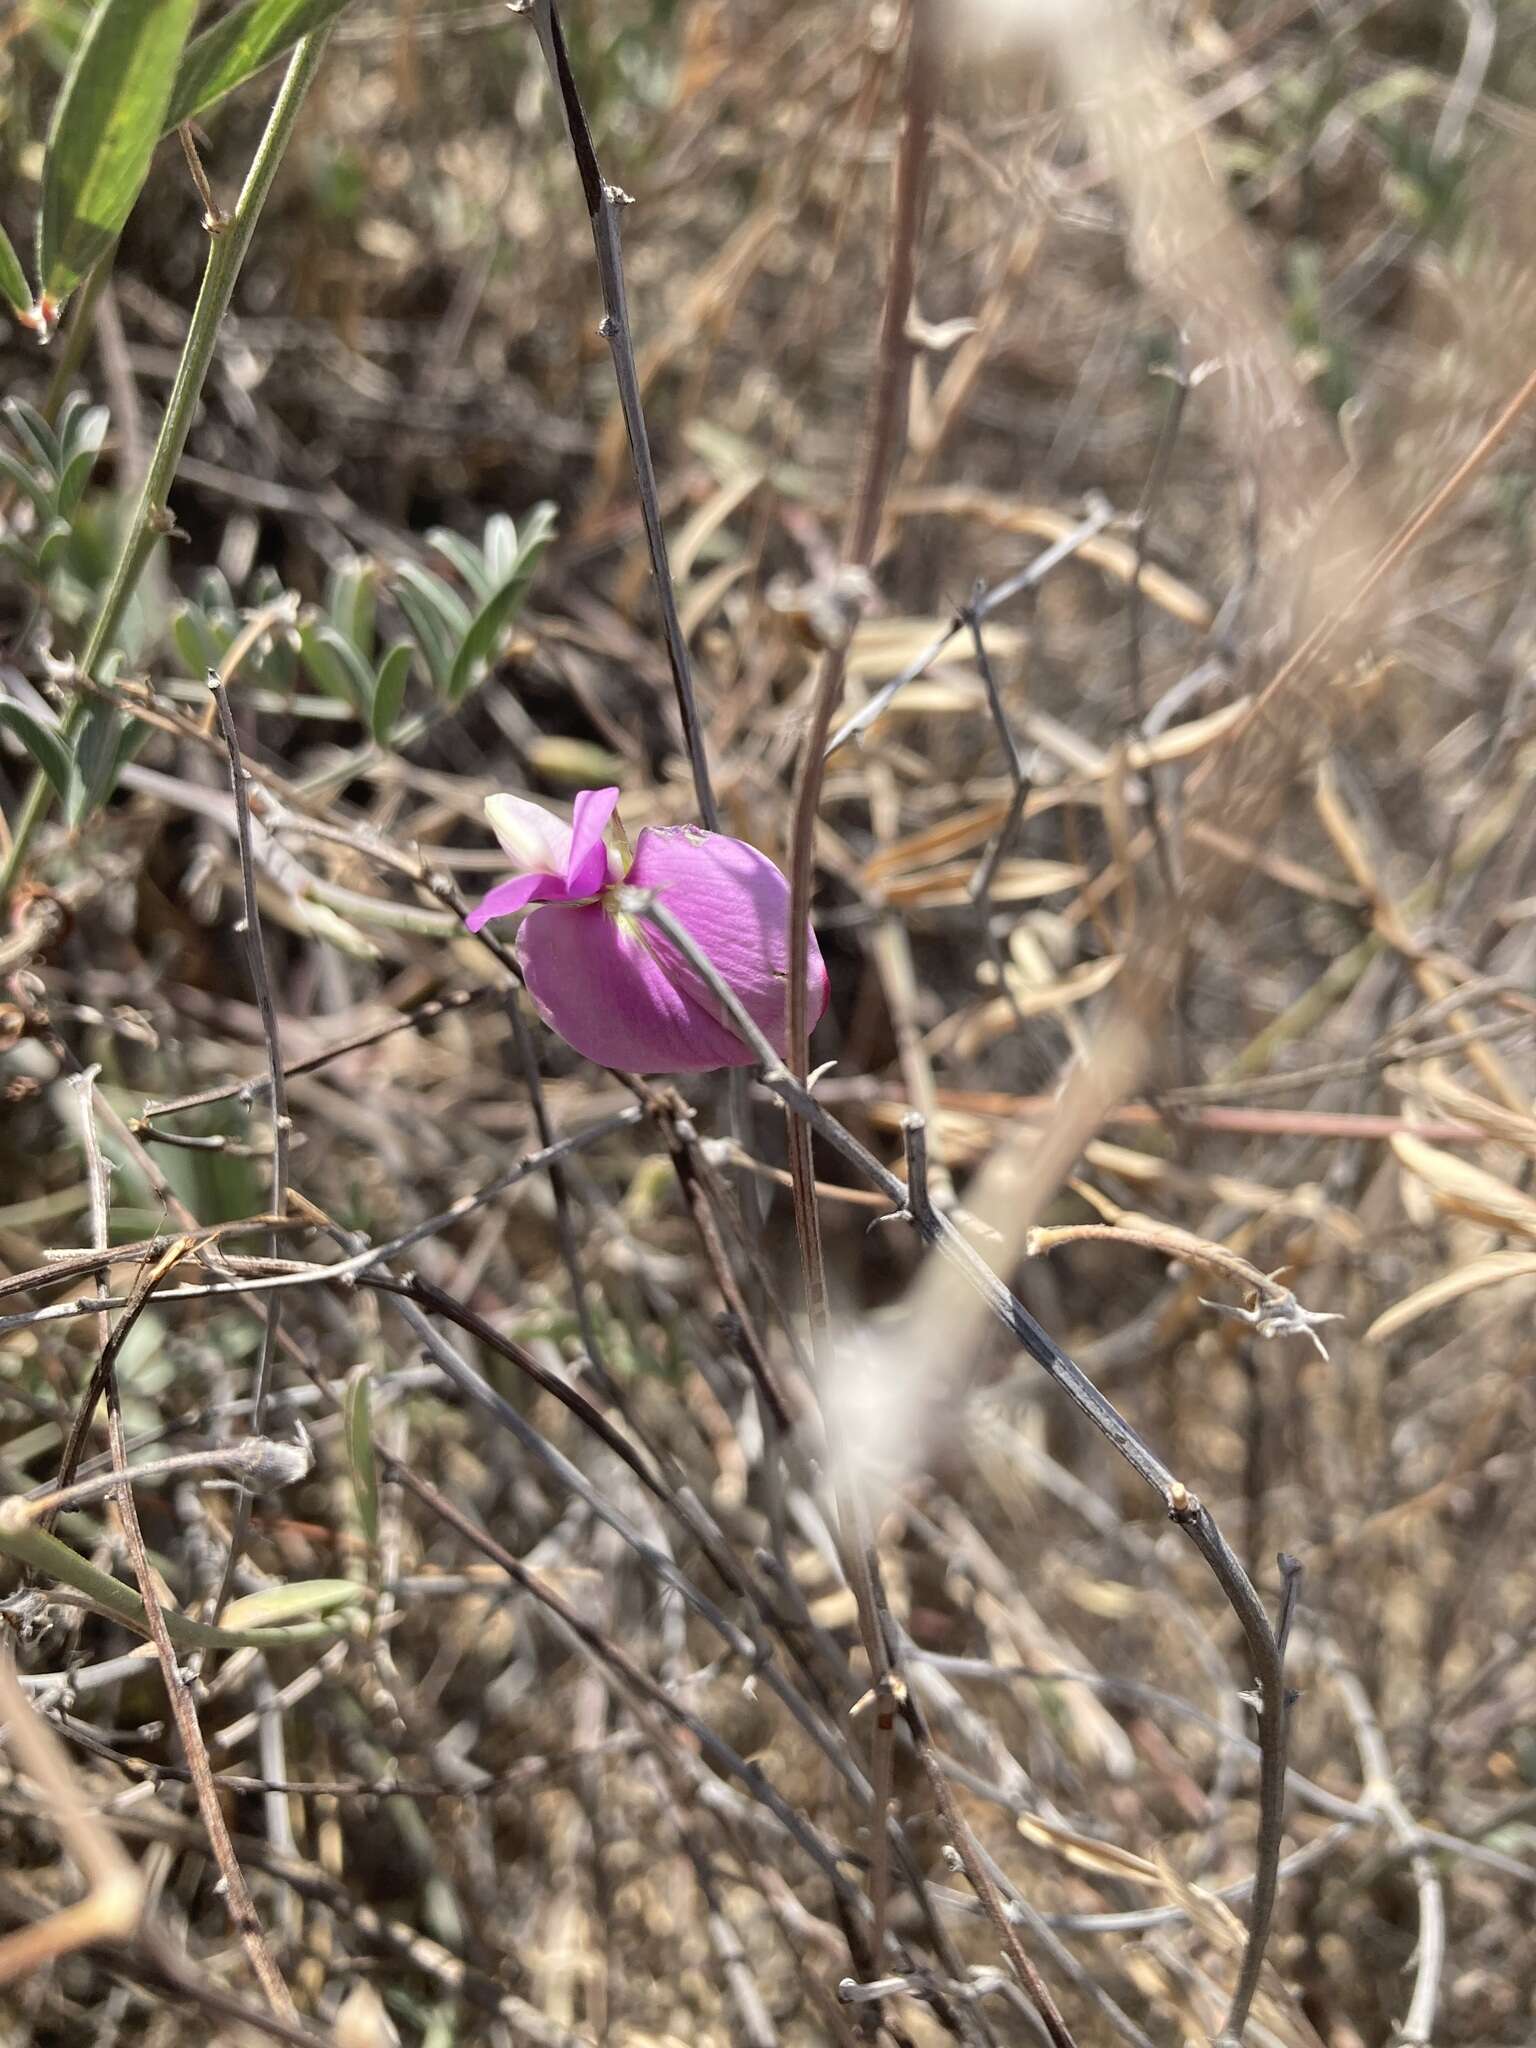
<box><xmin>1364</xmin><ymin>1250</ymin><xmax>1536</xmax><ymax>1343</ymax></box>
<box><xmin>0</xmin><ymin>1658</ymin><xmax>142</xmax><ymax>1987</ymax></box>
<box><xmin>1390</xmin><ymin>1131</ymin><xmax>1536</xmax><ymax>1242</ymax></box>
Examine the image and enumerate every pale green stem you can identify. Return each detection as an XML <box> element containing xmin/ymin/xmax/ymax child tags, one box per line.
<box><xmin>0</xmin><ymin>1513</ymin><xmax>360</xmax><ymax>1651</ymax></box>
<box><xmin>1</xmin><ymin>32</ymin><xmax>333</xmax><ymax>903</ymax></box>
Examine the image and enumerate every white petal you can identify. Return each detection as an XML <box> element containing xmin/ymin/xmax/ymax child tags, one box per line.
<box><xmin>484</xmin><ymin>793</ymin><xmax>571</xmax><ymax>875</ymax></box>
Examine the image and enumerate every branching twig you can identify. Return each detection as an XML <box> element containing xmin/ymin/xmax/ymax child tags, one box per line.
<box><xmin>629</xmin><ymin>890</ymin><xmax>1293</xmax><ymax>2040</ymax></box>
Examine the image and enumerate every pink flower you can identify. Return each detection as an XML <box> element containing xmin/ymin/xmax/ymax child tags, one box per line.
<box><xmin>465</xmin><ymin>787</ymin><xmax>830</xmax><ymax>1073</ymax></box>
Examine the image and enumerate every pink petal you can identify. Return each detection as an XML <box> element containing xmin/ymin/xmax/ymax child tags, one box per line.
<box><xmin>564</xmin><ymin>785</ymin><xmax>622</xmax><ymax>897</ymax></box>
<box><xmin>484</xmin><ymin>792</ymin><xmax>573</xmax><ymax>874</ymax></box>
<box><xmin>465</xmin><ymin>870</ymin><xmax>564</xmax><ymax>933</ymax></box>
<box><xmin>625</xmin><ymin>825</ymin><xmax>829</xmax><ymax>1060</ymax></box>
<box><xmin>517</xmin><ymin>901</ymin><xmax>750</xmax><ymax>1072</ymax></box>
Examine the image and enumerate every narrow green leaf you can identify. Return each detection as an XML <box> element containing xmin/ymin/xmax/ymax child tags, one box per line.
<box><xmin>299</xmin><ymin>621</ymin><xmax>372</xmax><ymax>717</ymax></box>
<box><xmin>0</xmin><ymin>221</ymin><xmax>32</xmax><ymax>319</ymax></box>
<box><xmin>36</xmin><ymin>518</ymin><xmax>75</xmax><ymax>576</ymax></box>
<box><xmin>69</xmin><ymin>700</ymin><xmax>130</xmax><ymax>825</ymax></box>
<box><xmin>483</xmin><ymin>512</ymin><xmax>517</xmax><ymax>587</ymax></box>
<box><xmin>111</xmin><ymin>713</ymin><xmax>150</xmax><ymax>785</ymax></box>
<box><xmin>0</xmin><ymin>1519</ymin><xmax>358</xmax><ymax>1651</ymax></box>
<box><xmin>428</xmin><ymin>527</ymin><xmax>495</xmax><ymax>606</ymax></box>
<box><xmin>325</xmin><ymin>555</ymin><xmax>376</xmax><ymax>662</ymax></box>
<box><xmin>55</xmin><ymin>402</ymin><xmax>108</xmax><ymax>514</ymax></box>
<box><xmin>56</xmin><ymin>440</ymin><xmax>104</xmax><ymax>518</ymax></box>
<box><xmin>448</xmin><ymin>585</ymin><xmax>519</xmax><ymax>706</ymax></box>
<box><xmin>392</xmin><ymin>567</ymin><xmax>466</xmax><ymax>696</ymax></box>
<box><xmin>370</xmin><ymin>640</ymin><xmax>411</xmax><ymax>744</ymax></box>
<box><xmin>0</xmin><ymin>702</ymin><xmax>75</xmax><ymax>805</ymax></box>
<box><xmin>393</xmin><ymin>590</ymin><xmax>450</xmax><ymax>694</ymax></box>
<box><xmin>446</xmin><ymin>519</ymin><xmax>555</xmax><ymax>705</ymax></box>
<box><xmin>0</xmin><ymin>449</ymin><xmax>56</xmax><ymax>525</ymax></box>
<box><xmin>39</xmin><ymin>0</ymin><xmax>199</xmax><ymax>303</ymax></box>
<box><xmin>343</xmin><ymin>1365</ymin><xmax>379</xmax><ymax>1545</ymax></box>
<box><xmin>194</xmin><ymin>566</ymin><xmax>237</xmax><ymax>622</ymax></box>
<box><xmin>167</xmin><ymin>0</ymin><xmax>357</xmax><ymax>131</ymax></box>
<box><xmin>396</xmin><ymin>560</ymin><xmax>473</xmax><ymax>640</ymax></box>
<box><xmin>516</xmin><ymin>500</ymin><xmax>559</xmax><ymax>558</ymax></box>
<box><xmin>220</xmin><ymin>1578</ymin><xmax>363</xmax><ymax>1633</ymax></box>
<box><xmin>172</xmin><ymin>606</ymin><xmax>227</xmax><ymax>677</ymax></box>
<box><xmin>3</xmin><ymin>399</ymin><xmax>61</xmax><ymax>477</ymax></box>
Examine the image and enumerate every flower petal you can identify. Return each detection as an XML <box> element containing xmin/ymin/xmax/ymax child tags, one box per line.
<box><xmin>564</xmin><ymin>785</ymin><xmax>622</xmax><ymax>897</ymax></box>
<box><xmin>517</xmin><ymin>900</ymin><xmax>751</xmax><ymax>1072</ymax></box>
<box><xmin>484</xmin><ymin>792</ymin><xmax>573</xmax><ymax>875</ymax></box>
<box><xmin>465</xmin><ymin>870</ymin><xmax>563</xmax><ymax>933</ymax></box>
<box><xmin>625</xmin><ymin>825</ymin><xmax>829</xmax><ymax>1059</ymax></box>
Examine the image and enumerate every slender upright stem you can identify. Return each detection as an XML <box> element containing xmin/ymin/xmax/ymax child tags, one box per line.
<box><xmin>1</xmin><ymin>32</ymin><xmax>333</xmax><ymax>903</ymax></box>
<box><xmin>527</xmin><ymin>0</ymin><xmax>716</xmax><ymax>830</ymax></box>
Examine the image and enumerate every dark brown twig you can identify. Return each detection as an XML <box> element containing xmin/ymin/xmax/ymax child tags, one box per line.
<box><xmin>524</xmin><ymin>0</ymin><xmax>716</xmax><ymax>829</ymax></box>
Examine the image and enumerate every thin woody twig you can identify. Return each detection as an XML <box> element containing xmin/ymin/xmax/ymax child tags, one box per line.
<box><xmin>629</xmin><ymin>889</ymin><xmax>1293</xmax><ymax>2041</ymax></box>
<box><xmin>524</xmin><ymin>0</ymin><xmax>716</xmax><ymax>829</ymax></box>
<box><xmin>825</xmin><ymin>496</ymin><xmax>1116</xmax><ymax>755</ymax></box>
<box><xmin>208</xmin><ymin>670</ymin><xmax>292</xmax><ymax>1618</ymax></box>
<box><xmin>69</xmin><ymin>1084</ymin><xmax>296</xmax><ymax>2023</ymax></box>
<box><xmin>1024</xmin><ymin>1220</ymin><xmax>1345</xmax><ymax>1359</ymax></box>
<box><xmin>136</xmin><ymin>987</ymin><xmax>494</xmax><ymax>1125</ymax></box>
<box><xmin>1319</xmin><ymin>1636</ymin><xmax>1445</xmax><ymax>2048</ymax></box>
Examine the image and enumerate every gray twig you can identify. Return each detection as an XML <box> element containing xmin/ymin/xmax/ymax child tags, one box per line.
<box><xmin>208</xmin><ymin>670</ymin><xmax>291</xmax><ymax>1617</ymax></box>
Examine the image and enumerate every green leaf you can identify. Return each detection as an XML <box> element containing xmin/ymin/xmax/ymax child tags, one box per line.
<box><xmin>428</xmin><ymin>526</ymin><xmax>495</xmax><ymax>606</ymax></box>
<box><xmin>194</xmin><ymin>566</ymin><xmax>236</xmax><ymax>622</ymax></box>
<box><xmin>69</xmin><ymin>700</ymin><xmax>134</xmax><ymax>824</ymax></box>
<box><xmin>483</xmin><ymin>512</ymin><xmax>517</xmax><ymax>587</ymax></box>
<box><xmin>392</xmin><ymin>565</ymin><xmax>467</xmax><ymax>696</ymax></box>
<box><xmin>218</xmin><ymin>1578</ymin><xmax>364</xmax><ymax>1633</ymax></box>
<box><xmin>36</xmin><ymin>517</ymin><xmax>75</xmax><ymax>576</ymax></box>
<box><xmin>343</xmin><ymin>1365</ymin><xmax>379</xmax><ymax>1546</ymax></box>
<box><xmin>446</xmin><ymin>514</ymin><xmax>555</xmax><ymax>705</ymax></box>
<box><xmin>166</xmin><ymin>0</ymin><xmax>357</xmax><ymax>131</ymax></box>
<box><xmin>0</xmin><ymin>449</ymin><xmax>56</xmax><ymax>525</ymax></box>
<box><xmin>0</xmin><ymin>221</ymin><xmax>32</xmax><ymax>320</ymax></box>
<box><xmin>3</xmin><ymin>398</ymin><xmax>61</xmax><ymax>477</ymax></box>
<box><xmin>38</xmin><ymin>0</ymin><xmax>199</xmax><ymax>303</ymax></box>
<box><xmin>370</xmin><ymin>639</ymin><xmax>411</xmax><ymax>744</ymax></box>
<box><xmin>325</xmin><ymin>555</ymin><xmax>376</xmax><ymax>662</ymax></box>
<box><xmin>299</xmin><ymin>621</ymin><xmax>372</xmax><ymax>717</ymax></box>
<box><xmin>172</xmin><ymin>605</ymin><xmax>227</xmax><ymax>676</ymax></box>
<box><xmin>55</xmin><ymin>403</ymin><xmax>108</xmax><ymax>514</ymax></box>
<box><xmin>0</xmin><ymin>702</ymin><xmax>75</xmax><ymax>805</ymax></box>
<box><xmin>396</xmin><ymin>560</ymin><xmax>472</xmax><ymax>640</ymax></box>
<box><xmin>516</xmin><ymin>500</ymin><xmax>559</xmax><ymax>559</ymax></box>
